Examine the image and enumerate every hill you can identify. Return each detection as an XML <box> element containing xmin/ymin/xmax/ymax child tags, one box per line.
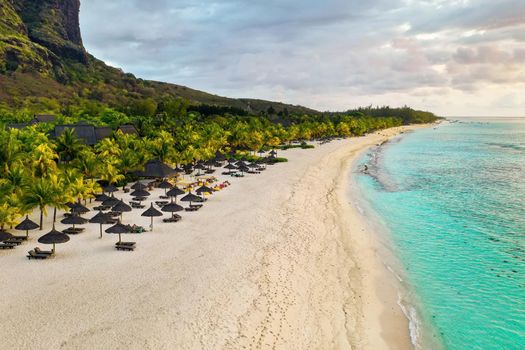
<box><xmin>0</xmin><ymin>0</ymin><xmax>318</xmax><ymax>115</ymax></box>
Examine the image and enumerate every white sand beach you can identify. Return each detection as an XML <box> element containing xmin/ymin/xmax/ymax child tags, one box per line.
<box><xmin>0</xmin><ymin>125</ymin><xmax>426</xmax><ymax>350</ymax></box>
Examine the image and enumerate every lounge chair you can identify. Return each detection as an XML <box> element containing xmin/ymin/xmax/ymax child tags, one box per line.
<box><xmin>0</xmin><ymin>243</ymin><xmax>17</xmax><ymax>249</ymax></box>
<box><xmin>34</xmin><ymin>247</ymin><xmax>53</xmax><ymax>255</ymax></box>
<box><xmin>115</xmin><ymin>242</ymin><xmax>135</xmax><ymax>251</ymax></box>
<box><xmin>27</xmin><ymin>250</ymin><xmax>49</xmax><ymax>260</ymax></box>
<box><xmin>5</xmin><ymin>238</ymin><xmax>24</xmax><ymax>245</ymax></box>
<box><xmin>190</xmin><ymin>204</ymin><xmax>203</xmax><ymax>209</ymax></box>
<box><xmin>63</xmin><ymin>228</ymin><xmax>82</xmax><ymax>235</ymax></box>
<box><xmin>163</xmin><ymin>217</ymin><xmax>181</xmax><ymax>223</ymax></box>
<box><xmin>12</xmin><ymin>235</ymin><xmax>28</xmax><ymax>241</ymax></box>
<box><xmin>185</xmin><ymin>206</ymin><xmax>199</xmax><ymax>212</ymax></box>
<box><xmin>116</xmin><ymin>241</ymin><xmax>136</xmax><ymax>246</ymax></box>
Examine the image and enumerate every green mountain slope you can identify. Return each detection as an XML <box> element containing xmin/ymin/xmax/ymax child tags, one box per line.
<box><xmin>0</xmin><ymin>0</ymin><xmax>318</xmax><ymax>115</ymax></box>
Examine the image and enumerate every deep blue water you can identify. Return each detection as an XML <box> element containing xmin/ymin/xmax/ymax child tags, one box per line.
<box><xmin>357</xmin><ymin>119</ymin><xmax>525</xmax><ymax>349</ymax></box>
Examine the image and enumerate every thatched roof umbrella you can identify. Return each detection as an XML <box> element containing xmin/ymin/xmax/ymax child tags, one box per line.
<box><xmin>161</xmin><ymin>200</ymin><xmax>183</xmax><ymax>219</ymax></box>
<box><xmin>158</xmin><ymin>180</ymin><xmax>173</xmax><ymax>195</ymax></box>
<box><xmin>112</xmin><ymin>200</ymin><xmax>132</xmax><ymax>221</ymax></box>
<box><xmin>142</xmin><ymin>203</ymin><xmax>163</xmax><ymax>230</ymax></box>
<box><xmin>181</xmin><ymin>192</ymin><xmax>202</xmax><ymax>206</ymax></box>
<box><xmin>15</xmin><ymin>215</ymin><xmax>39</xmax><ymax>238</ymax></box>
<box><xmin>257</xmin><ymin>149</ymin><xmax>265</xmax><ymax>156</ymax></box>
<box><xmin>105</xmin><ymin>220</ymin><xmax>131</xmax><ymax>244</ymax></box>
<box><xmin>131</xmin><ymin>181</ymin><xmax>147</xmax><ymax>190</ymax></box>
<box><xmin>238</xmin><ymin>165</ymin><xmax>249</xmax><ymax>174</ymax></box>
<box><xmin>0</xmin><ymin>230</ymin><xmax>13</xmax><ymax>242</ymax></box>
<box><xmin>269</xmin><ymin>149</ymin><xmax>277</xmax><ymax>157</ymax></box>
<box><xmin>214</xmin><ymin>151</ymin><xmax>226</xmax><ymax>162</ymax></box>
<box><xmin>94</xmin><ymin>193</ymin><xmax>110</xmax><ymax>202</ymax></box>
<box><xmin>89</xmin><ymin>211</ymin><xmax>112</xmax><ymax>238</ymax></box>
<box><xmin>235</xmin><ymin>160</ymin><xmax>248</xmax><ymax>167</ymax></box>
<box><xmin>166</xmin><ymin>187</ymin><xmax>185</xmax><ymax>200</ymax></box>
<box><xmin>61</xmin><ymin>214</ymin><xmax>88</xmax><ymax>230</ymax></box>
<box><xmin>137</xmin><ymin>159</ymin><xmax>176</xmax><ymax>178</ymax></box>
<box><xmin>70</xmin><ymin>202</ymin><xmax>90</xmax><ymax>215</ymax></box>
<box><xmin>173</xmin><ymin>166</ymin><xmax>184</xmax><ymax>173</ymax></box>
<box><xmin>103</xmin><ymin>184</ymin><xmax>118</xmax><ymax>193</ymax></box>
<box><xmin>38</xmin><ymin>225</ymin><xmax>70</xmax><ymax>254</ymax></box>
<box><xmin>102</xmin><ymin>194</ymin><xmax>119</xmax><ymax>207</ymax></box>
<box><xmin>196</xmin><ymin>185</ymin><xmax>214</xmax><ymax>196</ymax></box>
<box><xmin>130</xmin><ymin>189</ymin><xmax>150</xmax><ymax>199</ymax></box>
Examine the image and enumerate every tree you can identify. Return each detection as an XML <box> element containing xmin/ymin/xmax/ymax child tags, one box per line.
<box><xmin>55</xmin><ymin>128</ymin><xmax>84</xmax><ymax>163</ymax></box>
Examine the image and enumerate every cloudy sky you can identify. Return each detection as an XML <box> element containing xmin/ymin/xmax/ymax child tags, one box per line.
<box><xmin>80</xmin><ymin>0</ymin><xmax>525</xmax><ymax>116</ymax></box>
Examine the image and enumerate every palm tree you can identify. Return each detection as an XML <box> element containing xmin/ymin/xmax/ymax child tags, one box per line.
<box><xmin>55</xmin><ymin>128</ymin><xmax>84</xmax><ymax>163</ymax></box>
<box><xmin>0</xmin><ymin>202</ymin><xmax>21</xmax><ymax>231</ymax></box>
<box><xmin>23</xmin><ymin>177</ymin><xmax>57</xmax><ymax>230</ymax></box>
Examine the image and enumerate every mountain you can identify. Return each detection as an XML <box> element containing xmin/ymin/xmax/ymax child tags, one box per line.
<box><xmin>0</xmin><ymin>0</ymin><xmax>318</xmax><ymax>115</ymax></box>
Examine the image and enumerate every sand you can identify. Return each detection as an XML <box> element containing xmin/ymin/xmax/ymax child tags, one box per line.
<box><xmin>0</xmin><ymin>125</ymin><xmax>427</xmax><ymax>350</ymax></box>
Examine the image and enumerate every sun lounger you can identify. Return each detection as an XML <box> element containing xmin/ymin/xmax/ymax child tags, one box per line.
<box><xmin>12</xmin><ymin>235</ymin><xmax>28</xmax><ymax>241</ymax></box>
<box><xmin>0</xmin><ymin>243</ymin><xmax>17</xmax><ymax>249</ymax></box>
<box><xmin>159</xmin><ymin>195</ymin><xmax>169</xmax><ymax>199</ymax></box>
<box><xmin>131</xmin><ymin>204</ymin><xmax>145</xmax><ymax>209</ymax></box>
<box><xmin>5</xmin><ymin>238</ymin><xmax>23</xmax><ymax>245</ymax></box>
<box><xmin>27</xmin><ymin>250</ymin><xmax>49</xmax><ymax>259</ymax></box>
<box><xmin>34</xmin><ymin>247</ymin><xmax>53</xmax><ymax>255</ymax></box>
<box><xmin>63</xmin><ymin>228</ymin><xmax>81</xmax><ymax>235</ymax></box>
<box><xmin>190</xmin><ymin>204</ymin><xmax>203</xmax><ymax>209</ymax></box>
<box><xmin>132</xmin><ymin>197</ymin><xmax>147</xmax><ymax>202</ymax></box>
<box><xmin>163</xmin><ymin>217</ymin><xmax>181</xmax><ymax>223</ymax></box>
<box><xmin>184</xmin><ymin>206</ymin><xmax>199</xmax><ymax>212</ymax></box>
<box><xmin>94</xmin><ymin>205</ymin><xmax>111</xmax><ymax>211</ymax></box>
<box><xmin>116</xmin><ymin>242</ymin><xmax>136</xmax><ymax>246</ymax></box>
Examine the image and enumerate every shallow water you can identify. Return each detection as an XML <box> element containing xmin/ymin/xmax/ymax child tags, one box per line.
<box><xmin>357</xmin><ymin>119</ymin><xmax>525</xmax><ymax>350</ymax></box>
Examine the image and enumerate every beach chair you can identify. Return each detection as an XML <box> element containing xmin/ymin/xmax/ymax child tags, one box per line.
<box><xmin>115</xmin><ymin>242</ymin><xmax>135</xmax><ymax>251</ymax></box>
<box><xmin>0</xmin><ymin>243</ymin><xmax>17</xmax><ymax>249</ymax></box>
<box><xmin>34</xmin><ymin>247</ymin><xmax>53</xmax><ymax>255</ymax></box>
<box><xmin>26</xmin><ymin>250</ymin><xmax>49</xmax><ymax>259</ymax></box>
<box><xmin>5</xmin><ymin>238</ymin><xmax>24</xmax><ymax>245</ymax></box>
<box><xmin>163</xmin><ymin>217</ymin><xmax>181</xmax><ymax>223</ymax></box>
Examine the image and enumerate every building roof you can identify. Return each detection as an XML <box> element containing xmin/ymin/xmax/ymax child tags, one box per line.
<box><xmin>117</xmin><ymin>124</ymin><xmax>139</xmax><ymax>136</ymax></box>
<box><xmin>54</xmin><ymin>125</ymin><xmax>98</xmax><ymax>145</ymax></box>
<box><xmin>32</xmin><ymin>115</ymin><xmax>56</xmax><ymax>123</ymax></box>
<box><xmin>95</xmin><ymin>127</ymin><xmax>112</xmax><ymax>142</ymax></box>
<box><xmin>7</xmin><ymin>123</ymin><xmax>29</xmax><ymax>129</ymax></box>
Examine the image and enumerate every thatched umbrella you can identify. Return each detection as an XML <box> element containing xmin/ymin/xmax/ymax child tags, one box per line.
<box><xmin>196</xmin><ymin>185</ymin><xmax>214</xmax><ymax>195</ymax></box>
<box><xmin>158</xmin><ymin>180</ymin><xmax>173</xmax><ymax>193</ymax></box>
<box><xmin>214</xmin><ymin>151</ymin><xmax>226</xmax><ymax>162</ymax></box>
<box><xmin>166</xmin><ymin>187</ymin><xmax>185</xmax><ymax>199</ymax></box>
<box><xmin>70</xmin><ymin>202</ymin><xmax>90</xmax><ymax>215</ymax></box>
<box><xmin>141</xmin><ymin>203</ymin><xmax>163</xmax><ymax>230</ymax></box>
<box><xmin>131</xmin><ymin>181</ymin><xmax>147</xmax><ymax>190</ymax></box>
<box><xmin>38</xmin><ymin>225</ymin><xmax>70</xmax><ymax>254</ymax></box>
<box><xmin>112</xmin><ymin>200</ymin><xmax>132</xmax><ymax>221</ymax></box>
<box><xmin>105</xmin><ymin>220</ymin><xmax>131</xmax><ymax>244</ymax></box>
<box><xmin>61</xmin><ymin>214</ymin><xmax>88</xmax><ymax>230</ymax></box>
<box><xmin>161</xmin><ymin>200</ymin><xmax>183</xmax><ymax>219</ymax></box>
<box><xmin>15</xmin><ymin>215</ymin><xmax>39</xmax><ymax>238</ymax></box>
<box><xmin>130</xmin><ymin>188</ymin><xmax>150</xmax><ymax>198</ymax></box>
<box><xmin>269</xmin><ymin>149</ymin><xmax>277</xmax><ymax>157</ymax></box>
<box><xmin>257</xmin><ymin>149</ymin><xmax>265</xmax><ymax>156</ymax></box>
<box><xmin>102</xmin><ymin>194</ymin><xmax>119</xmax><ymax>207</ymax></box>
<box><xmin>137</xmin><ymin>159</ymin><xmax>176</xmax><ymax>178</ymax></box>
<box><xmin>89</xmin><ymin>211</ymin><xmax>112</xmax><ymax>238</ymax></box>
<box><xmin>103</xmin><ymin>184</ymin><xmax>118</xmax><ymax>193</ymax></box>
<box><xmin>0</xmin><ymin>231</ymin><xmax>13</xmax><ymax>242</ymax></box>
<box><xmin>94</xmin><ymin>193</ymin><xmax>110</xmax><ymax>202</ymax></box>
<box><xmin>181</xmin><ymin>192</ymin><xmax>202</xmax><ymax>206</ymax></box>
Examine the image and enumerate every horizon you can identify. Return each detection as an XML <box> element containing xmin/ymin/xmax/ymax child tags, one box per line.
<box><xmin>80</xmin><ymin>1</ymin><xmax>525</xmax><ymax>116</ymax></box>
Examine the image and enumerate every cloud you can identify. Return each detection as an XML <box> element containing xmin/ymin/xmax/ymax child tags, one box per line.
<box><xmin>80</xmin><ymin>0</ymin><xmax>525</xmax><ymax>115</ymax></box>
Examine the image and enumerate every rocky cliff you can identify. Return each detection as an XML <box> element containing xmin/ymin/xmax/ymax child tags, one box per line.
<box><xmin>0</xmin><ymin>0</ymin><xmax>317</xmax><ymax>115</ymax></box>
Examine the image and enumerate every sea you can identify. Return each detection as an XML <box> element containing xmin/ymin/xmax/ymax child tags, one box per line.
<box><xmin>355</xmin><ymin>118</ymin><xmax>525</xmax><ymax>350</ymax></box>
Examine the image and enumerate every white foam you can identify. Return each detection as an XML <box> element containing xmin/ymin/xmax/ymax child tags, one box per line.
<box><xmin>397</xmin><ymin>292</ymin><xmax>422</xmax><ymax>350</ymax></box>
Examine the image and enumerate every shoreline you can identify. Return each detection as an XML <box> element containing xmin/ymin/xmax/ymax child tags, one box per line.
<box><xmin>0</xmin><ymin>125</ymin><xmax>429</xmax><ymax>349</ymax></box>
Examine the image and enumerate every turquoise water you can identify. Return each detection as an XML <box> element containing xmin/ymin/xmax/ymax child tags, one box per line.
<box><xmin>357</xmin><ymin>119</ymin><xmax>525</xmax><ymax>350</ymax></box>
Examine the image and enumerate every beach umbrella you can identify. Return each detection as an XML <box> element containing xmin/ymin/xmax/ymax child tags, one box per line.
<box><xmin>38</xmin><ymin>225</ymin><xmax>70</xmax><ymax>254</ymax></box>
<box><xmin>89</xmin><ymin>211</ymin><xmax>112</xmax><ymax>238</ymax></box>
<box><xmin>137</xmin><ymin>159</ymin><xmax>176</xmax><ymax>178</ymax></box>
<box><xmin>131</xmin><ymin>181</ymin><xmax>147</xmax><ymax>190</ymax></box>
<box><xmin>130</xmin><ymin>189</ymin><xmax>151</xmax><ymax>198</ymax></box>
<box><xmin>224</xmin><ymin>163</ymin><xmax>237</xmax><ymax>170</ymax></box>
<box><xmin>158</xmin><ymin>180</ymin><xmax>173</xmax><ymax>189</ymax></box>
<box><xmin>112</xmin><ymin>200</ymin><xmax>132</xmax><ymax>215</ymax></box>
<box><xmin>70</xmin><ymin>202</ymin><xmax>90</xmax><ymax>214</ymax></box>
<box><xmin>257</xmin><ymin>149</ymin><xmax>265</xmax><ymax>156</ymax></box>
<box><xmin>194</xmin><ymin>163</ymin><xmax>206</xmax><ymax>170</ymax></box>
<box><xmin>180</xmin><ymin>192</ymin><xmax>202</xmax><ymax>206</ymax></box>
<box><xmin>235</xmin><ymin>160</ymin><xmax>248</xmax><ymax>167</ymax></box>
<box><xmin>94</xmin><ymin>193</ymin><xmax>110</xmax><ymax>202</ymax></box>
<box><xmin>166</xmin><ymin>187</ymin><xmax>185</xmax><ymax>198</ymax></box>
<box><xmin>103</xmin><ymin>184</ymin><xmax>118</xmax><ymax>193</ymax></box>
<box><xmin>161</xmin><ymin>200</ymin><xmax>183</xmax><ymax>219</ymax></box>
<box><xmin>269</xmin><ymin>149</ymin><xmax>277</xmax><ymax>156</ymax></box>
<box><xmin>214</xmin><ymin>151</ymin><xmax>226</xmax><ymax>162</ymax></box>
<box><xmin>196</xmin><ymin>185</ymin><xmax>214</xmax><ymax>195</ymax></box>
<box><xmin>173</xmin><ymin>166</ymin><xmax>184</xmax><ymax>173</ymax></box>
<box><xmin>65</xmin><ymin>202</ymin><xmax>76</xmax><ymax>209</ymax></box>
<box><xmin>141</xmin><ymin>203</ymin><xmax>163</xmax><ymax>230</ymax></box>
<box><xmin>247</xmin><ymin>163</ymin><xmax>259</xmax><ymax>169</ymax></box>
<box><xmin>105</xmin><ymin>220</ymin><xmax>131</xmax><ymax>244</ymax></box>
<box><xmin>102</xmin><ymin>194</ymin><xmax>119</xmax><ymax>207</ymax></box>
<box><xmin>0</xmin><ymin>231</ymin><xmax>13</xmax><ymax>242</ymax></box>
<box><xmin>15</xmin><ymin>215</ymin><xmax>39</xmax><ymax>238</ymax></box>
<box><xmin>61</xmin><ymin>214</ymin><xmax>88</xmax><ymax>230</ymax></box>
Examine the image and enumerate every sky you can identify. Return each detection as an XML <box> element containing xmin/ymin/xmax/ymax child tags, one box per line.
<box><xmin>79</xmin><ymin>0</ymin><xmax>525</xmax><ymax>116</ymax></box>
